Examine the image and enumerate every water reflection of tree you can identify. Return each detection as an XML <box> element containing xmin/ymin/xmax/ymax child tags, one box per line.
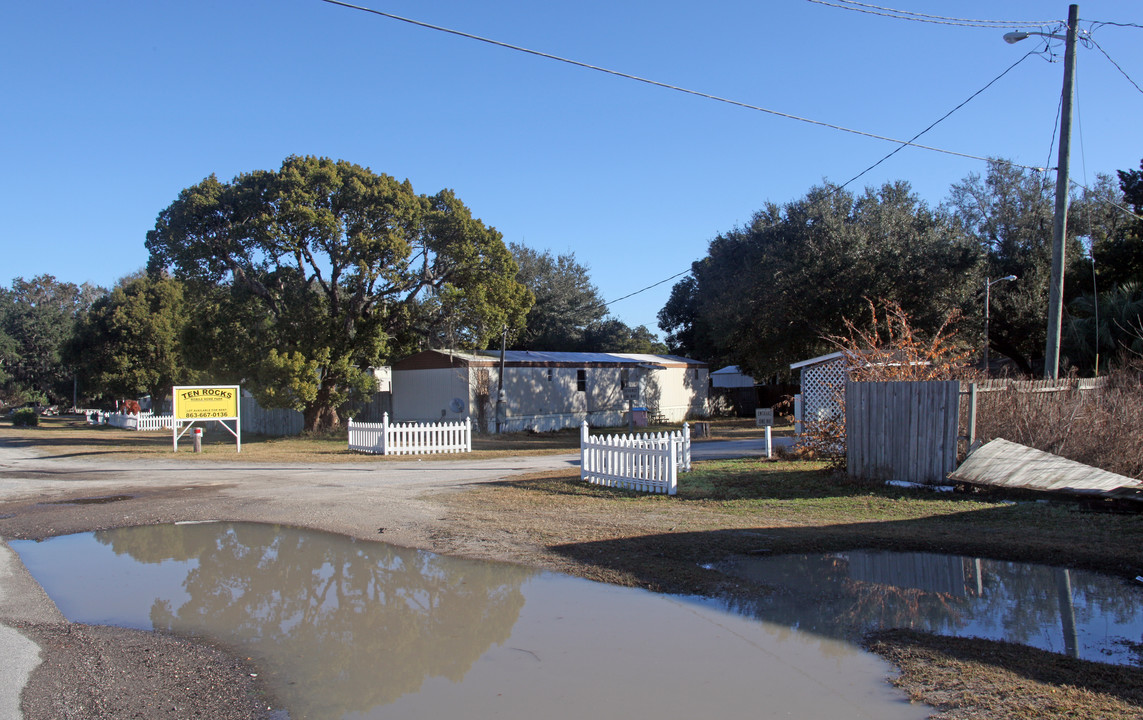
<box><xmin>717</xmin><ymin>554</ymin><xmax>975</xmax><ymax>641</ymax></box>
<box><xmin>714</xmin><ymin>552</ymin><xmax>1143</xmax><ymax>666</ymax></box>
<box><xmin>97</xmin><ymin>523</ymin><xmax>534</xmax><ymax>718</ymax></box>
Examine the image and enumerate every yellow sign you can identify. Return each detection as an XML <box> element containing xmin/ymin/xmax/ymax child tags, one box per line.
<box><xmin>173</xmin><ymin>385</ymin><xmax>239</xmax><ymax>420</ymax></box>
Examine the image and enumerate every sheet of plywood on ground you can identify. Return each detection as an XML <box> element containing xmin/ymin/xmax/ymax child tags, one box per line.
<box><xmin>950</xmin><ymin>438</ymin><xmax>1143</xmax><ymax>497</ymax></box>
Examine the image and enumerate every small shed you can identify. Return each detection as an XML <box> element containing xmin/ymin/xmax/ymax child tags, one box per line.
<box><xmin>392</xmin><ymin>350</ymin><xmax>709</xmax><ymax>433</ymax></box>
<box><xmin>789</xmin><ymin>351</ymin><xmax>847</xmax><ymax>436</ymax></box>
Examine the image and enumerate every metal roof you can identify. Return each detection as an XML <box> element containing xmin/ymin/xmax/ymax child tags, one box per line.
<box><xmin>789</xmin><ymin>351</ymin><xmax>845</xmax><ymax>371</ymax></box>
<box><xmin>475</xmin><ymin>350</ymin><xmax>705</xmax><ymax>367</ymax></box>
<box><xmin>392</xmin><ymin>349</ymin><xmax>706</xmax><ymax>369</ymax></box>
<box><xmin>711</xmin><ymin>365</ymin><xmax>751</xmax><ymax>376</ymax></box>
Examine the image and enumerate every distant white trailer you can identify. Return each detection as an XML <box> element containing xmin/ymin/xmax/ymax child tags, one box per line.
<box><xmin>710</xmin><ymin>365</ymin><xmax>755</xmax><ymax>389</ymax></box>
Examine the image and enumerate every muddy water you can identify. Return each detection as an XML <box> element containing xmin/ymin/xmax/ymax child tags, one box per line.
<box><xmin>711</xmin><ymin>550</ymin><xmax>1143</xmax><ymax>667</ymax></box>
<box><xmin>12</xmin><ymin>523</ymin><xmax>926</xmax><ymax>720</ymax></box>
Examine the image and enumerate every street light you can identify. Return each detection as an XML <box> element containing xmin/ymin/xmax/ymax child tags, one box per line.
<box><xmin>984</xmin><ymin>275</ymin><xmax>1017</xmax><ymax>376</ymax></box>
<box><xmin>1004</xmin><ymin>4</ymin><xmax>1079</xmax><ymax>379</ymax></box>
<box><xmin>1002</xmin><ymin>31</ymin><xmax>1066</xmax><ymax>44</ymax></box>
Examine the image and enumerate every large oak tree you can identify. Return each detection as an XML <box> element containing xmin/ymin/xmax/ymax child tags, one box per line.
<box><xmin>659</xmin><ymin>181</ymin><xmax>980</xmax><ymax>378</ymax></box>
<box><xmin>146</xmin><ymin>156</ymin><xmax>531</xmax><ymax>431</ymax></box>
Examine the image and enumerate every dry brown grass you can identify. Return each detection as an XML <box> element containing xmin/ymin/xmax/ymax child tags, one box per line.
<box><xmin>0</xmin><ymin>417</ymin><xmax>574</xmax><ymax>463</ymax></box>
<box><xmin>0</xmin><ymin>415</ymin><xmax>783</xmax><ymax>464</ymax></box>
<box><xmin>972</xmin><ymin>367</ymin><xmax>1143</xmax><ymax>480</ymax></box>
<box><xmin>867</xmin><ymin>629</ymin><xmax>1143</xmax><ymax>720</ymax></box>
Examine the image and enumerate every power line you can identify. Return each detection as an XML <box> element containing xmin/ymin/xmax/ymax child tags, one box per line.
<box><xmin>1087</xmin><ymin>20</ymin><xmax>1143</xmax><ymax>31</ymax></box>
<box><xmin>1070</xmin><ymin>179</ymin><xmax>1143</xmax><ymax>223</ymax></box>
<box><xmin>804</xmin><ymin>0</ymin><xmax>1058</xmax><ymax>29</ymax></box>
<box><xmin>839</xmin><ymin>50</ymin><xmax>1043</xmax><ymax>190</ymax></box>
<box><xmin>603</xmin><ymin>269</ymin><xmax>692</xmax><ymax>308</ymax></box>
<box><xmin>319</xmin><ymin>0</ymin><xmax>1041</xmax><ymax>170</ymax></box>
<box><xmin>1087</xmin><ymin>34</ymin><xmax>1143</xmax><ymax>95</ymax></box>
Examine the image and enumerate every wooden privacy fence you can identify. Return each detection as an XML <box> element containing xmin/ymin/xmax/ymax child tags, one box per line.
<box><xmin>846</xmin><ymin>380</ymin><xmax>959</xmax><ymax>485</ymax></box>
<box><xmin>240</xmin><ymin>396</ymin><xmax>303</xmax><ymax>437</ymax></box>
<box><xmin>348</xmin><ymin>413</ymin><xmax>472</xmax><ymax>456</ymax></box>
<box><xmin>579</xmin><ymin>422</ymin><xmax>691</xmax><ymax>495</ymax></box>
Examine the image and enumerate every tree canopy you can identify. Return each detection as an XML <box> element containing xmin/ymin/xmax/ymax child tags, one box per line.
<box><xmin>145</xmin><ymin>156</ymin><xmax>531</xmax><ymax>430</ymax></box>
<box><xmin>508</xmin><ymin>243</ymin><xmax>667</xmax><ymax>354</ymax></box>
<box><xmin>943</xmin><ymin>160</ymin><xmax>1107</xmax><ymax>374</ymax></box>
<box><xmin>1091</xmin><ymin>159</ymin><xmax>1143</xmax><ymax>290</ymax></box>
<box><xmin>0</xmin><ymin>275</ymin><xmax>103</xmax><ymax>406</ymax></box>
<box><xmin>659</xmin><ymin>181</ymin><xmax>979</xmax><ymax>378</ymax></box>
<box><xmin>662</xmin><ymin>160</ymin><xmax>1136</xmax><ymax>379</ymax></box>
<box><xmin>508</xmin><ymin>244</ymin><xmax>607</xmax><ymax>351</ymax></box>
<box><xmin>67</xmin><ymin>272</ymin><xmax>197</xmax><ymax>407</ymax></box>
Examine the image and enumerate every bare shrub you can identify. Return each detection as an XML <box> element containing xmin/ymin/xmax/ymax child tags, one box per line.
<box><xmin>800</xmin><ymin>299</ymin><xmax>974</xmax><ymax>467</ymax></box>
<box><xmin>971</xmin><ymin>363</ymin><xmax>1143</xmax><ymax>480</ymax></box>
<box><xmin>796</xmin><ymin>300</ymin><xmax>1141</xmax><ymax>479</ymax></box>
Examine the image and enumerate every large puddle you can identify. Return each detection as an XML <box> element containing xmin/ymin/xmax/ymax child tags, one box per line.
<box><xmin>709</xmin><ymin>550</ymin><xmax>1143</xmax><ymax>667</ymax></box>
<box><xmin>11</xmin><ymin>523</ymin><xmax>927</xmax><ymax>720</ymax></box>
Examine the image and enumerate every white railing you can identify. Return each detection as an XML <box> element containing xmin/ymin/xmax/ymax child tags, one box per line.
<box><xmin>579</xmin><ymin>422</ymin><xmax>690</xmax><ymax>495</ymax></box>
<box><xmin>138</xmin><ymin>413</ymin><xmax>175</xmax><ymax>431</ymax></box>
<box><xmin>348</xmin><ymin>413</ymin><xmax>472</xmax><ymax>455</ymax></box>
<box><xmin>105</xmin><ymin>412</ymin><xmax>137</xmax><ymax>430</ymax></box>
<box><xmin>104</xmin><ymin>412</ymin><xmax>176</xmax><ymax>431</ymax></box>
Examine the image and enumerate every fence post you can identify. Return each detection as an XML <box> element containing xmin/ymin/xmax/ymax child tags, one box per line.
<box><xmin>667</xmin><ymin>434</ymin><xmax>678</xmax><ymax>495</ymax></box>
<box><xmin>381</xmin><ymin>412</ymin><xmax>389</xmax><ymax>455</ymax></box>
<box><xmin>580</xmin><ymin>421</ymin><xmax>589</xmax><ymax>482</ymax></box>
<box><xmin>465</xmin><ymin>417</ymin><xmax>472</xmax><ymax>452</ymax></box>
<box><xmin>967</xmin><ymin>383</ymin><xmax>977</xmax><ymax>449</ymax></box>
<box><xmin>682</xmin><ymin>422</ymin><xmax>691</xmax><ymax>471</ymax></box>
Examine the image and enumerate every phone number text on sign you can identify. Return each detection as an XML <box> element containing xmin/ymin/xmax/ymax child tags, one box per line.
<box><xmin>173</xmin><ymin>386</ymin><xmax>239</xmax><ymax>420</ymax></box>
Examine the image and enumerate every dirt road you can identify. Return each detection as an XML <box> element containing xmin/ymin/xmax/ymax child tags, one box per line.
<box><xmin>0</xmin><ymin>441</ymin><xmax>602</xmax><ymax>719</ymax></box>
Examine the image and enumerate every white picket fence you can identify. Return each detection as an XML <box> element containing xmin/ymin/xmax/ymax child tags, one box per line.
<box><xmin>348</xmin><ymin>413</ymin><xmax>472</xmax><ymax>456</ymax></box>
<box><xmin>579</xmin><ymin>422</ymin><xmax>691</xmax><ymax>495</ymax></box>
<box><xmin>104</xmin><ymin>412</ymin><xmax>176</xmax><ymax>431</ymax></box>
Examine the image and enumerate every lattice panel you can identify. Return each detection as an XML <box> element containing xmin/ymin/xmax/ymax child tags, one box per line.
<box><xmin>800</xmin><ymin>358</ymin><xmax>847</xmax><ymax>424</ymax></box>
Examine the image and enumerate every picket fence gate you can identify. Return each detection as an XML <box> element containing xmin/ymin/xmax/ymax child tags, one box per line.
<box><xmin>348</xmin><ymin>413</ymin><xmax>472</xmax><ymax>456</ymax></box>
<box><xmin>579</xmin><ymin>422</ymin><xmax>690</xmax><ymax>495</ymax></box>
<box><xmin>104</xmin><ymin>412</ymin><xmax>175</xmax><ymax>431</ymax></box>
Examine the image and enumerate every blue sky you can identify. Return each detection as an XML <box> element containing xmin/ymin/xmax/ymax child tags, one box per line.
<box><xmin>3</xmin><ymin>1</ymin><xmax>1141</xmax><ymax>337</ymax></box>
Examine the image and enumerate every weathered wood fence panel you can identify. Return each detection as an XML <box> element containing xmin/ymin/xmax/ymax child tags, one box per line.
<box><xmin>846</xmin><ymin>380</ymin><xmax>959</xmax><ymax>485</ymax></box>
<box><xmin>240</xmin><ymin>396</ymin><xmax>304</xmax><ymax>437</ymax></box>
<box><xmin>346</xmin><ymin>391</ymin><xmax>393</xmax><ymax>423</ymax></box>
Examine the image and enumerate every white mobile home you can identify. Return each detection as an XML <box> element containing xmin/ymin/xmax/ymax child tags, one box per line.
<box><xmin>392</xmin><ymin>350</ymin><xmax>709</xmax><ymax>433</ymax></box>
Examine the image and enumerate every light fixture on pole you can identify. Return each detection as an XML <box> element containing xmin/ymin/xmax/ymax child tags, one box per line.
<box><xmin>1004</xmin><ymin>4</ymin><xmax>1078</xmax><ymax>379</ymax></box>
<box><xmin>984</xmin><ymin>275</ymin><xmax>1017</xmax><ymax>376</ymax></box>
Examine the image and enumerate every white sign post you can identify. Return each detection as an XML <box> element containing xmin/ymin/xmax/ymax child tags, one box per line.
<box><xmin>755</xmin><ymin>408</ymin><xmax>774</xmax><ymax>459</ymax></box>
<box><xmin>623</xmin><ymin>386</ymin><xmax>639</xmax><ymax>431</ymax></box>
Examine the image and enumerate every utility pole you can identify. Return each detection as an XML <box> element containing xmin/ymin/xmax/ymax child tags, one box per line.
<box><xmin>1044</xmin><ymin>4</ymin><xmax>1079</xmax><ymax>379</ymax></box>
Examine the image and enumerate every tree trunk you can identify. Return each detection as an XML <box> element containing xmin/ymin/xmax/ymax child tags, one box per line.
<box><xmin>303</xmin><ymin>384</ymin><xmax>340</xmax><ymax>433</ymax></box>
